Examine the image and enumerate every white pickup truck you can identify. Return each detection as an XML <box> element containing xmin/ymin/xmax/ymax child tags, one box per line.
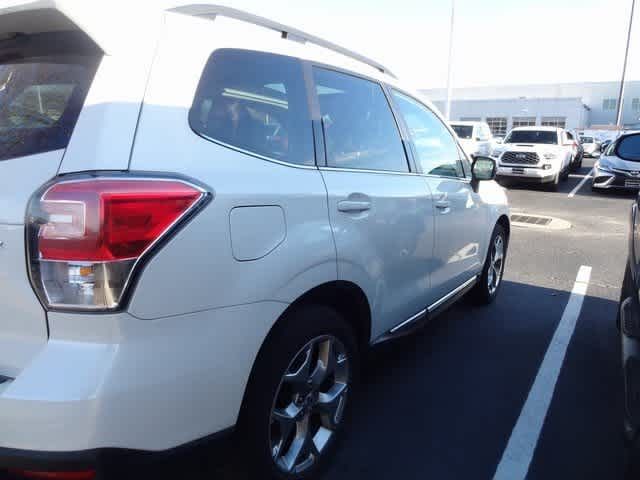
<box><xmin>492</xmin><ymin>126</ymin><xmax>574</xmax><ymax>190</ymax></box>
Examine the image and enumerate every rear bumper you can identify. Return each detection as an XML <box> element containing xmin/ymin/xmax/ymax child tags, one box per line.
<box><xmin>0</xmin><ymin>302</ymin><xmax>285</xmax><ymax>464</ymax></box>
<box><xmin>0</xmin><ymin>427</ymin><xmax>234</xmax><ymax>474</ymax></box>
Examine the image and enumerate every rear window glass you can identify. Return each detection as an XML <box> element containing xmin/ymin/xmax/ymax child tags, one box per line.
<box><xmin>189</xmin><ymin>49</ymin><xmax>314</xmax><ymax>166</ymax></box>
<box><xmin>617</xmin><ymin>134</ymin><xmax>640</xmax><ymax>162</ymax></box>
<box><xmin>580</xmin><ymin>136</ymin><xmax>594</xmax><ymax>143</ymax></box>
<box><xmin>504</xmin><ymin>130</ymin><xmax>558</xmax><ymax>145</ymax></box>
<box><xmin>451</xmin><ymin>125</ymin><xmax>473</xmax><ymax>139</ymax></box>
<box><xmin>0</xmin><ymin>33</ymin><xmax>100</xmax><ymax>162</ymax></box>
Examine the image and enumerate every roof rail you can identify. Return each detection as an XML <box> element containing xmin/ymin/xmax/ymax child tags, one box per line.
<box><xmin>169</xmin><ymin>4</ymin><xmax>396</xmax><ymax>78</ymax></box>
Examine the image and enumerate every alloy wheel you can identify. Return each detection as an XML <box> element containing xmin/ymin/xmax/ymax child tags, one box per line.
<box><xmin>269</xmin><ymin>335</ymin><xmax>350</xmax><ymax>475</ymax></box>
<box><xmin>487</xmin><ymin>234</ymin><xmax>505</xmax><ymax>295</ymax></box>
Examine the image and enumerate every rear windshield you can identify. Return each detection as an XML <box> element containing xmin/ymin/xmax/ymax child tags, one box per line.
<box><xmin>451</xmin><ymin>125</ymin><xmax>473</xmax><ymax>139</ymax></box>
<box><xmin>616</xmin><ymin>134</ymin><xmax>640</xmax><ymax>162</ymax></box>
<box><xmin>0</xmin><ymin>32</ymin><xmax>100</xmax><ymax>162</ymax></box>
<box><xmin>580</xmin><ymin>136</ymin><xmax>594</xmax><ymax>143</ymax></box>
<box><xmin>504</xmin><ymin>130</ymin><xmax>558</xmax><ymax>145</ymax></box>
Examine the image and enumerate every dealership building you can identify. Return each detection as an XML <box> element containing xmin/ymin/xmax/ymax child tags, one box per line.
<box><xmin>421</xmin><ymin>81</ymin><xmax>640</xmax><ymax>137</ymax></box>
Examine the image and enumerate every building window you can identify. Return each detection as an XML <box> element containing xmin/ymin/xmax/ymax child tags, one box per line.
<box><xmin>541</xmin><ymin>117</ymin><xmax>566</xmax><ymax>129</ymax></box>
<box><xmin>512</xmin><ymin>117</ymin><xmax>536</xmax><ymax>128</ymax></box>
<box><xmin>460</xmin><ymin>117</ymin><xmax>481</xmax><ymax>122</ymax></box>
<box><xmin>603</xmin><ymin>98</ymin><xmax>617</xmax><ymax>111</ymax></box>
<box><xmin>633</xmin><ymin>98</ymin><xmax>640</xmax><ymax>112</ymax></box>
<box><xmin>486</xmin><ymin>117</ymin><xmax>507</xmax><ymax>136</ymax></box>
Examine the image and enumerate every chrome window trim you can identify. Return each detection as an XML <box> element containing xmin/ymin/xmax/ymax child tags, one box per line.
<box><xmin>320</xmin><ymin>166</ymin><xmax>473</xmax><ymax>184</ymax></box>
<box><xmin>319</xmin><ymin>166</ymin><xmax>420</xmax><ymax>177</ymax></box>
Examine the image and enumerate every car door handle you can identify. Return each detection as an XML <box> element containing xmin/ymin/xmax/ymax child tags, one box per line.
<box><xmin>337</xmin><ymin>200</ymin><xmax>371</xmax><ymax>213</ymax></box>
<box><xmin>435</xmin><ymin>200</ymin><xmax>451</xmax><ymax>214</ymax></box>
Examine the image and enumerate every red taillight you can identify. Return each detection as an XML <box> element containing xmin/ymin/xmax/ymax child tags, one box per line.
<box><xmin>27</xmin><ymin>177</ymin><xmax>207</xmax><ymax>311</ymax></box>
<box><xmin>39</xmin><ymin>180</ymin><xmax>202</xmax><ymax>261</ymax></box>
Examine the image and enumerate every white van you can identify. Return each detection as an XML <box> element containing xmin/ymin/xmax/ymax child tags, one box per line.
<box><xmin>450</xmin><ymin>121</ymin><xmax>494</xmax><ymax>157</ymax></box>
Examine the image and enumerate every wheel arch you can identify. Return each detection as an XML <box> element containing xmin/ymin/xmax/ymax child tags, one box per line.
<box><xmin>237</xmin><ymin>281</ymin><xmax>372</xmax><ymax>422</ymax></box>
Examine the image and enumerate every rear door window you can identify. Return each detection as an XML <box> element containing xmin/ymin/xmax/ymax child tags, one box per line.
<box><xmin>0</xmin><ymin>33</ymin><xmax>100</xmax><ymax>162</ymax></box>
<box><xmin>312</xmin><ymin>67</ymin><xmax>408</xmax><ymax>172</ymax></box>
<box><xmin>189</xmin><ymin>49</ymin><xmax>314</xmax><ymax>166</ymax></box>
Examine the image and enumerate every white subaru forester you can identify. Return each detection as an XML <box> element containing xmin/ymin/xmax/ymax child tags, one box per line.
<box><xmin>0</xmin><ymin>2</ymin><xmax>510</xmax><ymax>479</ymax></box>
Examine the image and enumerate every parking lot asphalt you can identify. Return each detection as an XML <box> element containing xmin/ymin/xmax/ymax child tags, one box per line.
<box><xmin>3</xmin><ymin>158</ymin><xmax>630</xmax><ymax>480</ymax></box>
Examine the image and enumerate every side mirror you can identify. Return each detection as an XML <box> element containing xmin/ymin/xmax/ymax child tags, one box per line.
<box><xmin>471</xmin><ymin>156</ymin><xmax>497</xmax><ymax>189</ymax></box>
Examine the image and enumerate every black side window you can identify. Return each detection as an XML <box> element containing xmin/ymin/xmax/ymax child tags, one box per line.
<box><xmin>312</xmin><ymin>67</ymin><xmax>408</xmax><ymax>172</ymax></box>
<box><xmin>189</xmin><ymin>49</ymin><xmax>314</xmax><ymax>166</ymax></box>
<box><xmin>391</xmin><ymin>90</ymin><xmax>464</xmax><ymax>178</ymax></box>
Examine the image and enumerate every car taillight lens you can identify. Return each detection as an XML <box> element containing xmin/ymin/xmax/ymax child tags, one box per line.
<box><xmin>27</xmin><ymin>177</ymin><xmax>207</xmax><ymax>311</ymax></box>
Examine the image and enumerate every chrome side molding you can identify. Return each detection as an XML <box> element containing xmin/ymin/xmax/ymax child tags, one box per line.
<box><xmin>387</xmin><ymin>275</ymin><xmax>479</xmax><ymax>335</ymax></box>
<box><xmin>427</xmin><ymin>276</ymin><xmax>478</xmax><ymax>313</ymax></box>
<box><xmin>390</xmin><ymin>308</ymin><xmax>427</xmax><ymax>334</ymax></box>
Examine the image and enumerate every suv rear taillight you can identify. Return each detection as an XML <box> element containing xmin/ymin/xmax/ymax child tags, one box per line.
<box><xmin>27</xmin><ymin>176</ymin><xmax>208</xmax><ymax>311</ymax></box>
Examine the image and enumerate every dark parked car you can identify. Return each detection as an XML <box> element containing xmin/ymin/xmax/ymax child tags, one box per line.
<box><xmin>616</xmin><ymin>133</ymin><xmax>640</xmax><ymax>473</ymax></box>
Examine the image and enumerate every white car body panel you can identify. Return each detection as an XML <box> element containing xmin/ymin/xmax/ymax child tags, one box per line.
<box><xmin>425</xmin><ymin>176</ymin><xmax>487</xmax><ymax>301</ymax></box>
<box><xmin>320</xmin><ymin>169</ymin><xmax>435</xmax><ymax>338</ymax></box>
<box><xmin>0</xmin><ymin>151</ymin><xmax>65</xmax><ymax>376</ymax></box>
<box><xmin>0</xmin><ymin>302</ymin><xmax>284</xmax><ymax>451</ymax></box>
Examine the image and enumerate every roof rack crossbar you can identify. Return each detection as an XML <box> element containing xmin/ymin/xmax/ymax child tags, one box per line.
<box><xmin>169</xmin><ymin>4</ymin><xmax>396</xmax><ymax>78</ymax></box>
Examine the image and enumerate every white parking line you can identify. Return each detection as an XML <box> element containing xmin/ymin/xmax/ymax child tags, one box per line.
<box><xmin>492</xmin><ymin>265</ymin><xmax>592</xmax><ymax>480</ymax></box>
<box><xmin>568</xmin><ymin>169</ymin><xmax>595</xmax><ymax>198</ymax></box>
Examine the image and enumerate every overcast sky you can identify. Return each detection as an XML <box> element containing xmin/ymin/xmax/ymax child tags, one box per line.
<box><xmin>213</xmin><ymin>0</ymin><xmax>638</xmax><ymax>91</ymax></box>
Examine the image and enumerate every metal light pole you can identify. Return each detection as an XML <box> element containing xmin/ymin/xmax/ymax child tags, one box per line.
<box><xmin>444</xmin><ymin>0</ymin><xmax>455</xmax><ymax>121</ymax></box>
<box><xmin>616</xmin><ymin>0</ymin><xmax>636</xmax><ymax>129</ymax></box>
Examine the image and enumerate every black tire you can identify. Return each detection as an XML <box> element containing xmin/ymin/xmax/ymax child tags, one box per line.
<box><xmin>472</xmin><ymin>224</ymin><xmax>508</xmax><ymax>305</ymax></box>
<box><xmin>237</xmin><ymin>305</ymin><xmax>359</xmax><ymax>480</ymax></box>
<box><xmin>619</xmin><ymin>263</ymin><xmax>634</xmax><ymax>331</ymax></box>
